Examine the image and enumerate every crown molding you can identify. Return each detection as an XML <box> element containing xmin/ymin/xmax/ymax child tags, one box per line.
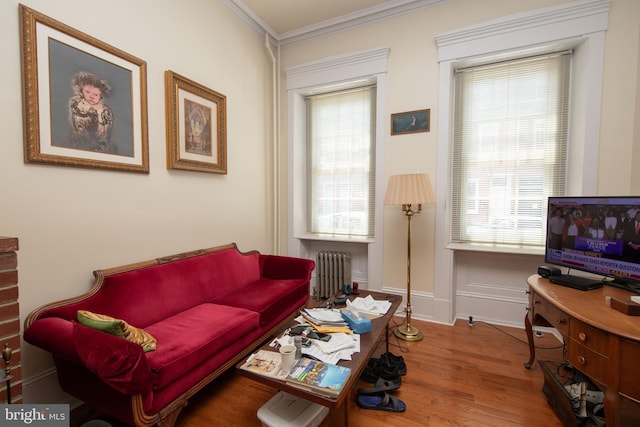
<box><xmin>221</xmin><ymin>0</ymin><xmax>451</xmax><ymax>46</ymax></box>
<box><xmin>435</xmin><ymin>0</ymin><xmax>611</xmax><ymax>60</ymax></box>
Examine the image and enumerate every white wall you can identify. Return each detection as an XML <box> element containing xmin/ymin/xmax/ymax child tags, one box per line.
<box><xmin>279</xmin><ymin>0</ymin><xmax>640</xmax><ymax>326</ymax></box>
<box><xmin>0</xmin><ymin>0</ymin><xmax>275</xmax><ymax>402</ymax></box>
<box><xmin>4</xmin><ymin>0</ymin><xmax>640</xmax><ymax>406</ymax></box>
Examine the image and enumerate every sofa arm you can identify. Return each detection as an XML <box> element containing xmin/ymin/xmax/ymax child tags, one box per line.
<box><xmin>24</xmin><ymin>318</ymin><xmax>153</xmax><ymax>395</ymax></box>
<box><xmin>260</xmin><ymin>255</ymin><xmax>315</xmax><ymax>281</ymax></box>
<box><xmin>73</xmin><ymin>322</ymin><xmax>153</xmax><ymax>395</ymax></box>
<box><xmin>24</xmin><ymin>317</ymin><xmax>83</xmax><ymax>363</ymax></box>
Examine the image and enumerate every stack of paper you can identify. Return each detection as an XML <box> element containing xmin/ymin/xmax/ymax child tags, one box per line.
<box><xmin>301</xmin><ymin>308</ymin><xmax>347</xmax><ymax>325</ymax></box>
<box><xmin>348</xmin><ymin>295</ymin><xmax>392</xmax><ymax>316</ymax></box>
<box><xmin>302</xmin><ymin>333</ymin><xmax>360</xmax><ymax>365</ymax></box>
<box><xmin>301</xmin><ymin>308</ymin><xmax>351</xmax><ymax>334</ymax></box>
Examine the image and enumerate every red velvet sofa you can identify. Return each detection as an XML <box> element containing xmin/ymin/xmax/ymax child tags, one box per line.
<box><xmin>23</xmin><ymin>243</ymin><xmax>315</xmax><ymax>427</ymax></box>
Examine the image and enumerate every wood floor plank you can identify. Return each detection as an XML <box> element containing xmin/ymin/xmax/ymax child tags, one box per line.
<box><xmin>73</xmin><ymin>318</ymin><xmax>566</xmax><ymax>427</ymax></box>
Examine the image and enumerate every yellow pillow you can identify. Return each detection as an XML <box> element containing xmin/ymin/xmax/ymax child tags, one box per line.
<box><xmin>77</xmin><ymin>310</ymin><xmax>157</xmax><ymax>352</ymax></box>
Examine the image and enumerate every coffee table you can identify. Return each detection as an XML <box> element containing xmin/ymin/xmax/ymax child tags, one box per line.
<box><xmin>236</xmin><ymin>290</ymin><xmax>402</xmax><ymax>426</ymax></box>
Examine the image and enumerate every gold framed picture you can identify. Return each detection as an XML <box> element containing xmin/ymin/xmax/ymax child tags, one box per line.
<box><xmin>19</xmin><ymin>5</ymin><xmax>149</xmax><ymax>173</ymax></box>
<box><xmin>165</xmin><ymin>71</ymin><xmax>227</xmax><ymax>174</ymax></box>
<box><xmin>391</xmin><ymin>109</ymin><xmax>430</xmax><ymax>135</ymax></box>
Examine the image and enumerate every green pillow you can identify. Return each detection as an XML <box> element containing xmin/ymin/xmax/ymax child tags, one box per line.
<box><xmin>77</xmin><ymin>310</ymin><xmax>157</xmax><ymax>352</ymax></box>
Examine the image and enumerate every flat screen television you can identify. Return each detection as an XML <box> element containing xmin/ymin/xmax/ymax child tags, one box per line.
<box><xmin>545</xmin><ymin>196</ymin><xmax>640</xmax><ymax>292</ymax></box>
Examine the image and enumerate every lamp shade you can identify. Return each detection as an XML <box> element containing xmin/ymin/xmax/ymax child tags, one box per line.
<box><xmin>384</xmin><ymin>173</ymin><xmax>435</xmax><ymax>206</ymax></box>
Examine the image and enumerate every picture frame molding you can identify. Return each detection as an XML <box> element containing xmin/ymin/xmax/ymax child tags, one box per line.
<box><xmin>165</xmin><ymin>70</ymin><xmax>227</xmax><ymax>174</ymax></box>
<box><xmin>19</xmin><ymin>4</ymin><xmax>149</xmax><ymax>173</ymax></box>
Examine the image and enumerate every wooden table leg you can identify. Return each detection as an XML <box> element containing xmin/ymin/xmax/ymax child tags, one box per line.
<box><xmin>344</xmin><ymin>396</ymin><xmax>350</xmax><ymax>426</ymax></box>
<box><xmin>524</xmin><ymin>311</ymin><xmax>535</xmax><ymax>369</ymax></box>
<box><xmin>385</xmin><ymin>322</ymin><xmax>390</xmax><ymax>353</ymax></box>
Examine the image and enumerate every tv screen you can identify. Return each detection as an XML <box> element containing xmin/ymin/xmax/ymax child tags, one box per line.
<box><xmin>545</xmin><ymin>196</ymin><xmax>640</xmax><ymax>287</ymax></box>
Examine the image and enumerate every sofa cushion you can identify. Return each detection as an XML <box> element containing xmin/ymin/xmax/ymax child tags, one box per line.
<box><xmin>214</xmin><ymin>278</ymin><xmax>308</xmax><ymax>327</ymax></box>
<box><xmin>77</xmin><ymin>310</ymin><xmax>157</xmax><ymax>352</ymax></box>
<box><xmin>144</xmin><ymin>303</ymin><xmax>259</xmax><ymax>389</ymax></box>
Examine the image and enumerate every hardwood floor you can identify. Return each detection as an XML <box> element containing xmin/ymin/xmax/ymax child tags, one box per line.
<box><xmin>75</xmin><ymin>317</ymin><xmax>566</xmax><ymax>427</ymax></box>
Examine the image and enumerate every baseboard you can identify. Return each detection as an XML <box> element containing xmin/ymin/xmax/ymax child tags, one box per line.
<box><xmin>378</xmin><ymin>285</ymin><xmax>534</xmax><ymax>328</ymax></box>
<box><xmin>456</xmin><ymin>290</ymin><xmax>529</xmax><ymax>327</ymax></box>
<box><xmin>22</xmin><ymin>367</ymin><xmax>81</xmax><ymax>408</ymax></box>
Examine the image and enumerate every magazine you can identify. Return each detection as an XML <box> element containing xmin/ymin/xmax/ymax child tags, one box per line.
<box><xmin>286</xmin><ymin>357</ymin><xmax>351</xmax><ymax>397</ymax></box>
<box><xmin>240</xmin><ymin>350</ymin><xmax>287</xmax><ymax>380</ymax></box>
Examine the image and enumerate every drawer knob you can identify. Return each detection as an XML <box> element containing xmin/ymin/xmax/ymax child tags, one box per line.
<box><xmin>578</xmin><ymin>356</ymin><xmax>586</xmax><ymax>365</ymax></box>
<box><xmin>579</xmin><ymin>332</ymin><xmax>587</xmax><ymax>341</ymax></box>
<box><xmin>558</xmin><ymin>318</ymin><xmax>565</xmax><ymax>324</ymax></box>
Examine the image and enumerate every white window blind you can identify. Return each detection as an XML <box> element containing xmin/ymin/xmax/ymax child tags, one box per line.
<box><xmin>452</xmin><ymin>52</ymin><xmax>571</xmax><ymax>247</ymax></box>
<box><xmin>306</xmin><ymin>86</ymin><xmax>376</xmax><ymax>237</ymax></box>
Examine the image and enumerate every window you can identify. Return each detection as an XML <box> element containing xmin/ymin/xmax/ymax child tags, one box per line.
<box><xmin>306</xmin><ymin>86</ymin><xmax>376</xmax><ymax>237</ymax></box>
<box><xmin>451</xmin><ymin>52</ymin><xmax>571</xmax><ymax>247</ymax></box>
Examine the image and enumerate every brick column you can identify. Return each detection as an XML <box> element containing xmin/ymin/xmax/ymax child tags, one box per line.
<box><xmin>0</xmin><ymin>237</ymin><xmax>21</xmax><ymax>403</ymax></box>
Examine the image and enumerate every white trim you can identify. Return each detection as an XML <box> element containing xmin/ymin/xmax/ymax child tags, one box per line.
<box><xmin>22</xmin><ymin>367</ymin><xmax>81</xmax><ymax>406</ymax></box>
<box><xmin>445</xmin><ymin>242</ymin><xmax>544</xmax><ymax>256</ymax></box>
<box><xmin>285</xmin><ymin>48</ymin><xmax>390</xmax><ymax>90</ymax></box>
<box><xmin>286</xmin><ymin>48</ymin><xmax>390</xmax><ymax>293</ymax></box>
<box><xmin>434</xmin><ymin>0</ymin><xmax>610</xmax><ymax>325</ymax></box>
<box><xmin>221</xmin><ymin>0</ymin><xmax>451</xmax><ymax>45</ymax></box>
<box><xmin>436</xmin><ymin>0</ymin><xmax>610</xmax><ymax>60</ymax></box>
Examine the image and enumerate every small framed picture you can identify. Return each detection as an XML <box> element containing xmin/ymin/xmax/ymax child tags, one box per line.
<box><xmin>391</xmin><ymin>109</ymin><xmax>430</xmax><ymax>135</ymax></box>
<box><xmin>165</xmin><ymin>71</ymin><xmax>227</xmax><ymax>174</ymax></box>
<box><xmin>19</xmin><ymin>5</ymin><xmax>149</xmax><ymax>173</ymax></box>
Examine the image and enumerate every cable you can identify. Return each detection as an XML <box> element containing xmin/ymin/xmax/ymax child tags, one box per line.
<box><xmin>472</xmin><ymin>320</ymin><xmax>564</xmax><ymax>350</ymax></box>
<box><xmin>386</xmin><ymin>317</ymin><xmax>410</xmax><ymax>354</ymax></box>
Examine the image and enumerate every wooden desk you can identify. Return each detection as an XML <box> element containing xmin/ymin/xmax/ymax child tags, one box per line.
<box><xmin>525</xmin><ymin>275</ymin><xmax>640</xmax><ymax>426</ymax></box>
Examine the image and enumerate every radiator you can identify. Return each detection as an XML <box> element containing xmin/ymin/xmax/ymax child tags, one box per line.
<box><xmin>316</xmin><ymin>251</ymin><xmax>351</xmax><ymax>298</ymax></box>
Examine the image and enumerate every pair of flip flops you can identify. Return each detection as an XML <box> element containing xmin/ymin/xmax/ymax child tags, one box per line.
<box><xmin>356</xmin><ymin>378</ymin><xmax>406</xmax><ymax>412</ymax></box>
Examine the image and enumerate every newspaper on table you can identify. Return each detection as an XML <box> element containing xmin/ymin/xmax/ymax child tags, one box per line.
<box><xmin>240</xmin><ymin>349</ymin><xmax>288</xmax><ymax>379</ymax></box>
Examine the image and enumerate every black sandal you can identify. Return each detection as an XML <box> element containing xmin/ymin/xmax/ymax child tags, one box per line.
<box><xmin>357</xmin><ymin>376</ymin><xmax>401</xmax><ymax>394</ymax></box>
<box><xmin>357</xmin><ymin>391</ymin><xmax>406</xmax><ymax>412</ymax></box>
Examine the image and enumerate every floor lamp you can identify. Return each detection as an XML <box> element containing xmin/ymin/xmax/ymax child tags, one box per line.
<box><xmin>384</xmin><ymin>173</ymin><xmax>435</xmax><ymax>341</ymax></box>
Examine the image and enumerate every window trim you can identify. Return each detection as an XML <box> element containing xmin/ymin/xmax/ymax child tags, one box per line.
<box><xmin>435</xmin><ymin>0</ymin><xmax>609</xmax><ymax>255</ymax></box>
<box><xmin>284</xmin><ymin>48</ymin><xmax>389</xmax><ymax>290</ymax></box>
<box><xmin>285</xmin><ymin>48</ymin><xmax>389</xmax><ymax>243</ymax></box>
<box><xmin>430</xmin><ymin>0</ymin><xmax>609</xmax><ymax>324</ymax></box>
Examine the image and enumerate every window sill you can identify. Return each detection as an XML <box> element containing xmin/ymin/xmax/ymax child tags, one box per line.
<box><xmin>446</xmin><ymin>242</ymin><xmax>544</xmax><ymax>256</ymax></box>
<box><xmin>296</xmin><ymin>234</ymin><xmax>374</xmax><ymax>244</ymax></box>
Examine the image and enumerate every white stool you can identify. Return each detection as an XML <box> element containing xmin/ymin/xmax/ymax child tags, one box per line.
<box><xmin>257</xmin><ymin>391</ymin><xmax>329</xmax><ymax>427</ymax></box>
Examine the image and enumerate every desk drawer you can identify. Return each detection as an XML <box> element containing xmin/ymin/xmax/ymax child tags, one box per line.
<box><xmin>567</xmin><ymin>338</ymin><xmax>608</xmax><ymax>385</ymax></box>
<box><xmin>569</xmin><ymin>319</ymin><xmax>609</xmax><ymax>356</ymax></box>
<box><xmin>530</xmin><ymin>292</ymin><xmax>569</xmax><ymax>335</ymax></box>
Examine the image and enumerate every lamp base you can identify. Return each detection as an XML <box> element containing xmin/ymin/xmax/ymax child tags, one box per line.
<box><xmin>393</xmin><ymin>324</ymin><xmax>423</xmax><ymax>341</ymax></box>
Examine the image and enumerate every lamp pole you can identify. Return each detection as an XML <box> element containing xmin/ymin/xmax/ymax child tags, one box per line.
<box><xmin>394</xmin><ymin>203</ymin><xmax>423</xmax><ymax>341</ymax></box>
